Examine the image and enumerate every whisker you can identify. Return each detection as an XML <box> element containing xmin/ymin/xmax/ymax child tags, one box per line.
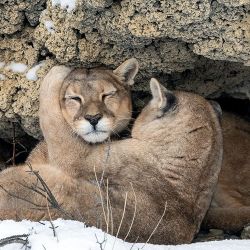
<box><xmin>115</xmin><ymin>116</ymin><xmax>136</xmax><ymax>120</ymax></box>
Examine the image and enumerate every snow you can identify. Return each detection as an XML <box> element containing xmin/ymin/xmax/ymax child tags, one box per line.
<box><xmin>51</xmin><ymin>0</ymin><xmax>76</xmax><ymax>12</ymax></box>
<box><xmin>0</xmin><ymin>74</ymin><xmax>5</xmax><ymax>80</ymax></box>
<box><xmin>0</xmin><ymin>219</ymin><xmax>249</xmax><ymax>250</ymax></box>
<box><xmin>44</xmin><ymin>20</ymin><xmax>55</xmax><ymax>33</ymax></box>
<box><xmin>26</xmin><ymin>63</ymin><xmax>44</xmax><ymax>81</ymax></box>
<box><xmin>0</xmin><ymin>61</ymin><xmax>44</xmax><ymax>80</ymax></box>
<box><xmin>0</xmin><ymin>62</ymin><xmax>5</xmax><ymax>68</ymax></box>
<box><xmin>5</xmin><ymin>62</ymin><xmax>28</xmax><ymax>73</ymax></box>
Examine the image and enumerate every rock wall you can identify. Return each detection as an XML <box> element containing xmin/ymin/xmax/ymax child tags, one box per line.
<box><xmin>0</xmin><ymin>0</ymin><xmax>250</xmax><ymax>139</ymax></box>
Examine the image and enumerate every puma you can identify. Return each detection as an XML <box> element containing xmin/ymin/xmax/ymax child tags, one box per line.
<box><xmin>203</xmin><ymin>112</ymin><xmax>250</xmax><ymax>232</ymax></box>
<box><xmin>28</xmin><ymin>58</ymin><xmax>138</xmax><ymax>164</ymax></box>
<box><xmin>0</xmin><ymin>69</ymin><xmax>222</xmax><ymax>245</ymax></box>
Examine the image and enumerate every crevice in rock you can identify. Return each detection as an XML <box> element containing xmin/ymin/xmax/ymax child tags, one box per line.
<box><xmin>215</xmin><ymin>97</ymin><xmax>250</xmax><ymax>121</ymax></box>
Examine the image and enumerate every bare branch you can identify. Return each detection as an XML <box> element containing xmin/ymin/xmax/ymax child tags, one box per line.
<box><xmin>94</xmin><ymin>165</ymin><xmax>108</xmax><ymax>231</ymax></box>
<box><xmin>0</xmin><ymin>234</ymin><xmax>29</xmax><ymax>248</ymax></box>
<box><xmin>106</xmin><ymin>178</ymin><xmax>110</xmax><ymax>235</ymax></box>
<box><xmin>0</xmin><ymin>162</ymin><xmax>75</xmax><ymax>220</ymax></box>
<box><xmin>11</xmin><ymin>122</ymin><xmax>16</xmax><ymax>166</ymax></box>
<box><xmin>140</xmin><ymin>201</ymin><xmax>168</xmax><ymax>249</ymax></box>
<box><xmin>5</xmin><ymin>123</ymin><xmax>28</xmax><ymax>165</ymax></box>
<box><xmin>108</xmin><ymin>197</ymin><xmax>114</xmax><ymax>236</ymax></box>
<box><xmin>124</xmin><ymin>183</ymin><xmax>137</xmax><ymax>241</ymax></box>
<box><xmin>0</xmin><ymin>184</ymin><xmax>47</xmax><ymax>209</ymax></box>
<box><xmin>99</xmin><ymin>139</ymin><xmax>111</xmax><ymax>186</ymax></box>
<box><xmin>16</xmin><ymin>181</ymin><xmax>48</xmax><ymax>201</ymax></box>
<box><xmin>46</xmin><ymin>193</ymin><xmax>58</xmax><ymax>239</ymax></box>
<box><xmin>129</xmin><ymin>236</ymin><xmax>139</xmax><ymax>250</ymax></box>
<box><xmin>25</xmin><ymin>162</ymin><xmax>75</xmax><ymax>219</ymax></box>
<box><xmin>112</xmin><ymin>192</ymin><xmax>128</xmax><ymax>250</ymax></box>
<box><xmin>95</xmin><ymin>233</ymin><xmax>107</xmax><ymax>250</ymax></box>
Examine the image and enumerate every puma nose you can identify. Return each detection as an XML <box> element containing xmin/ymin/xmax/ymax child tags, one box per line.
<box><xmin>84</xmin><ymin>114</ymin><xmax>103</xmax><ymax>126</ymax></box>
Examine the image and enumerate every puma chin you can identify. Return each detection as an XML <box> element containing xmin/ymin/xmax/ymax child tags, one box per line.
<box><xmin>60</xmin><ymin>59</ymin><xmax>138</xmax><ymax>144</ymax></box>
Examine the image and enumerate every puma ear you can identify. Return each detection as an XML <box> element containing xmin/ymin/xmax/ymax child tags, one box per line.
<box><xmin>150</xmin><ymin>78</ymin><xmax>167</xmax><ymax>109</ymax></box>
<box><xmin>150</xmin><ymin>78</ymin><xmax>176</xmax><ymax>111</ymax></box>
<box><xmin>113</xmin><ymin>58</ymin><xmax>139</xmax><ymax>86</ymax></box>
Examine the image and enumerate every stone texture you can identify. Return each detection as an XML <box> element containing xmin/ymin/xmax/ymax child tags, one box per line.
<box><xmin>0</xmin><ymin>0</ymin><xmax>46</xmax><ymax>34</ymax></box>
<box><xmin>241</xmin><ymin>225</ymin><xmax>250</xmax><ymax>239</ymax></box>
<box><xmin>218</xmin><ymin>0</ymin><xmax>250</xmax><ymax>7</ymax></box>
<box><xmin>170</xmin><ymin>57</ymin><xmax>250</xmax><ymax>99</ymax></box>
<box><xmin>194</xmin><ymin>228</ymin><xmax>242</xmax><ymax>243</ymax></box>
<box><xmin>193</xmin><ymin>229</ymin><xmax>224</xmax><ymax>242</ymax></box>
<box><xmin>0</xmin><ymin>0</ymin><xmax>250</xmax><ymax>139</ymax></box>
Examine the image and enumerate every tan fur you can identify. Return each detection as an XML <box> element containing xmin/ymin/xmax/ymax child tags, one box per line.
<box><xmin>0</xmin><ymin>71</ymin><xmax>222</xmax><ymax>245</ymax></box>
<box><xmin>27</xmin><ymin>141</ymin><xmax>48</xmax><ymax>165</ymax></box>
<box><xmin>28</xmin><ymin>59</ymin><xmax>138</xmax><ymax>162</ymax></box>
<box><xmin>203</xmin><ymin>112</ymin><xmax>250</xmax><ymax>232</ymax></box>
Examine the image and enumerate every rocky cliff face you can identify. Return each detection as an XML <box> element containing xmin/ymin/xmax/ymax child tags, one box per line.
<box><xmin>0</xmin><ymin>0</ymin><xmax>249</xmax><ymax>140</ymax></box>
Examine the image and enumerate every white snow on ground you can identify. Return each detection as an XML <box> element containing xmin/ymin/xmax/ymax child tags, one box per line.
<box><xmin>0</xmin><ymin>219</ymin><xmax>250</xmax><ymax>250</ymax></box>
<box><xmin>44</xmin><ymin>20</ymin><xmax>55</xmax><ymax>33</ymax></box>
<box><xmin>51</xmin><ymin>0</ymin><xmax>76</xmax><ymax>12</ymax></box>
<box><xmin>26</xmin><ymin>63</ymin><xmax>44</xmax><ymax>81</ymax></box>
<box><xmin>5</xmin><ymin>62</ymin><xmax>28</xmax><ymax>73</ymax></box>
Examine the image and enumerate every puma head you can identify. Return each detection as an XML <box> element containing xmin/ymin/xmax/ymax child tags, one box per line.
<box><xmin>60</xmin><ymin>58</ymin><xmax>139</xmax><ymax>143</ymax></box>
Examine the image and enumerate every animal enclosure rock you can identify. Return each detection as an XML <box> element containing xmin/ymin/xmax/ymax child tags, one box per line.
<box><xmin>241</xmin><ymin>225</ymin><xmax>250</xmax><ymax>239</ymax></box>
<box><xmin>0</xmin><ymin>0</ymin><xmax>46</xmax><ymax>34</ymax></box>
<box><xmin>0</xmin><ymin>0</ymin><xmax>249</xmax><ymax>139</ymax></box>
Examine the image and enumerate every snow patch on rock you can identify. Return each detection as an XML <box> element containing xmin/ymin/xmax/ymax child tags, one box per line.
<box><xmin>6</xmin><ymin>62</ymin><xmax>28</xmax><ymax>73</ymax></box>
<box><xmin>26</xmin><ymin>62</ymin><xmax>44</xmax><ymax>81</ymax></box>
<box><xmin>51</xmin><ymin>0</ymin><xmax>76</xmax><ymax>12</ymax></box>
<box><xmin>0</xmin><ymin>74</ymin><xmax>5</xmax><ymax>80</ymax></box>
<box><xmin>44</xmin><ymin>20</ymin><xmax>55</xmax><ymax>33</ymax></box>
<box><xmin>0</xmin><ymin>62</ymin><xmax>5</xmax><ymax>69</ymax></box>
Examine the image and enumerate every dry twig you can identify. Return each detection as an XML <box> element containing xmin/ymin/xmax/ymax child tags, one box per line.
<box><xmin>94</xmin><ymin>165</ymin><xmax>108</xmax><ymax>232</ymax></box>
<box><xmin>106</xmin><ymin>178</ymin><xmax>110</xmax><ymax>235</ymax></box>
<box><xmin>95</xmin><ymin>233</ymin><xmax>107</xmax><ymax>250</ymax></box>
<box><xmin>0</xmin><ymin>184</ymin><xmax>47</xmax><ymax>209</ymax></box>
<box><xmin>5</xmin><ymin>122</ymin><xmax>27</xmax><ymax>165</ymax></box>
<box><xmin>25</xmin><ymin>162</ymin><xmax>74</xmax><ymax>219</ymax></box>
<box><xmin>0</xmin><ymin>234</ymin><xmax>30</xmax><ymax>248</ymax></box>
<box><xmin>46</xmin><ymin>193</ymin><xmax>58</xmax><ymax>238</ymax></box>
<box><xmin>129</xmin><ymin>236</ymin><xmax>139</xmax><ymax>250</ymax></box>
<box><xmin>140</xmin><ymin>201</ymin><xmax>168</xmax><ymax>249</ymax></box>
<box><xmin>0</xmin><ymin>163</ymin><xmax>74</xmax><ymax>220</ymax></box>
<box><xmin>124</xmin><ymin>183</ymin><xmax>137</xmax><ymax>241</ymax></box>
<box><xmin>11</xmin><ymin>122</ymin><xmax>16</xmax><ymax>166</ymax></box>
<box><xmin>112</xmin><ymin>192</ymin><xmax>128</xmax><ymax>250</ymax></box>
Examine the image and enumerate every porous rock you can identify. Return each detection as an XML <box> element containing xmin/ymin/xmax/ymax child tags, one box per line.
<box><xmin>0</xmin><ymin>0</ymin><xmax>46</xmax><ymax>34</ymax></box>
<box><xmin>0</xmin><ymin>0</ymin><xmax>249</xmax><ymax>139</ymax></box>
<box><xmin>241</xmin><ymin>225</ymin><xmax>250</xmax><ymax>239</ymax></box>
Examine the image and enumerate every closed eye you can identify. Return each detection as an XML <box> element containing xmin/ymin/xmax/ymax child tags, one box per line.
<box><xmin>65</xmin><ymin>95</ymin><xmax>82</xmax><ymax>102</ymax></box>
<box><xmin>102</xmin><ymin>91</ymin><xmax>117</xmax><ymax>101</ymax></box>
